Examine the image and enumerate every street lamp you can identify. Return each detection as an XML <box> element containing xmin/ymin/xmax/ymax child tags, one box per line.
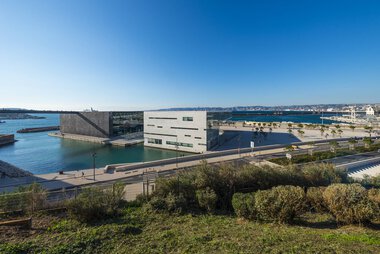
<box><xmin>92</xmin><ymin>152</ymin><xmax>97</xmax><ymax>181</ymax></box>
<box><xmin>175</xmin><ymin>137</ymin><xmax>179</xmax><ymax>169</ymax></box>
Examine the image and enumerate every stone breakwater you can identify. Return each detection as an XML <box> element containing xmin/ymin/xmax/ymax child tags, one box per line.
<box><xmin>0</xmin><ymin>134</ymin><xmax>15</xmax><ymax>146</ymax></box>
<box><xmin>0</xmin><ymin>160</ymin><xmax>32</xmax><ymax>178</ymax></box>
<box><xmin>17</xmin><ymin>126</ymin><xmax>60</xmax><ymax>133</ymax></box>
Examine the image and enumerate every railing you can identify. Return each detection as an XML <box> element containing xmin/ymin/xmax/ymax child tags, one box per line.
<box><xmin>0</xmin><ymin>176</ymin><xmax>153</xmax><ymax>214</ymax></box>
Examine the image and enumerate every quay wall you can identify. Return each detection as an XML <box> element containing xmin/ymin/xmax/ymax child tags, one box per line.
<box><xmin>60</xmin><ymin>112</ymin><xmax>112</xmax><ymax>138</ymax></box>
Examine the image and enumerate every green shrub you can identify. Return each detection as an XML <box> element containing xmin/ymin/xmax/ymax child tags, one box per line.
<box><xmin>196</xmin><ymin>188</ymin><xmax>218</xmax><ymax>213</ymax></box>
<box><xmin>231</xmin><ymin>192</ymin><xmax>256</xmax><ymax>219</ymax></box>
<box><xmin>144</xmin><ymin>196</ymin><xmax>168</xmax><ymax>212</ymax></box>
<box><xmin>254</xmin><ymin>185</ymin><xmax>306</xmax><ymax>223</ymax></box>
<box><xmin>165</xmin><ymin>192</ymin><xmax>187</xmax><ymax>213</ymax></box>
<box><xmin>144</xmin><ymin>193</ymin><xmax>187</xmax><ymax>213</ymax></box>
<box><xmin>368</xmin><ymin>188</ymin><xmax>380</xmax><ymax>219</ymax></box>
<box><xmin>323</xmin><ymin>184</ymin><xmax>377</xmax><ymax>224</ymax></box>
<box><xmin>0</xmin><ymin>182</ymin><xmax>47</xmax><ymax>214</ymax></box>
<box><xmin>67</xmin><ymin>183</ymin><xmax>125</xmax><ymax>223</ymax></box>
<box><xmin>306</xmin><ymin>187</ymin><xmax>327</xmax><ymax>213</ymax></box>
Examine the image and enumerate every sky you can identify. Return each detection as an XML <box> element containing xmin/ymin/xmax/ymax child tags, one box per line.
<box><xmin>1</xmin><ymin>0</ymin><xmax>380</xmax><ymax>110</ymax></box>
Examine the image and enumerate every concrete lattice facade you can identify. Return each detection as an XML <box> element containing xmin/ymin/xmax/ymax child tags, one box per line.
<box><xmin>144</xmin><ymin>111</ymin><xmax>220</xmax><ymax>153</ymax></box>
<box><xmin>60</xmin><ymin>112</ymin><xmax>112</xmax><ymax>138</ymax></box>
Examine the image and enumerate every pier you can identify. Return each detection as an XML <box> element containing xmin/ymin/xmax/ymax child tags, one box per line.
<box><xmin>0</xmin><ymin>134</ymin><xmax>15</xmax><ymax>146</ymax></box>
<box><xmin>17</xmin><ymin>126</ymin><xmax>60</xmax><ymax>133</ymax></box>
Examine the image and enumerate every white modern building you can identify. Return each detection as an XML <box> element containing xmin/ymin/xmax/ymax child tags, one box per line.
<box><xmin>144</xmin><ymin>111</ymin><xmax>228</xmax><ymax>153</ymax></box>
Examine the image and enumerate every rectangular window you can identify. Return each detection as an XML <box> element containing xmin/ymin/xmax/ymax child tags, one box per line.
<box><xmin>144</xmin><ymin>132</ymin><xmax>177</xmax><ymax>137</ymax></box>
<box><xmin>148</xmin><ymin>117</ymin><xmax>177</xmax><ymax>120</ymax></box>
<box><xmin>195</xmin><ymin>137</ymin><xmax>202</xmax><ymax>139</ymax></box>
<box><xmin>170</xmin><ymin>127</ymin><xmax>198</xmax><ymax>130</ymax></box>
<box><xmin>198</xmin><ymin>143</ymin><xmax>207</xmax><ymax>146</ymax></box>
<box><xmin>147</xmin><ymin>124</ymin><xmax>155</xmax><ymax>127</ymax></box>
<box><xmin>183</xmin><ymin>117</ymin><xmax>193</xmax><ymax>121</ymax></box>
<box><xmin>166</xmin><ymin>141</ymin><xmax>193</xmax><ymax>148</ymax></box>
<box><xmin>157</xmin><ymin>126</ymin><xmax>163</xmax><ymax>128</ymax></box>
<box><xmin>147</xmin><ymin>138</ymin><xmax>162</xmax><ymax>144</ymax></box>
<box><xmin>185</xmin><ymin>134</ymin><xmax>191</xmax><ymax>137</ymax></box>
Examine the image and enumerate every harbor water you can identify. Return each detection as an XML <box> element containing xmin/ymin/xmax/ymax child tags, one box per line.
<box><xmin>0</xmin><ymin>114</ymin><xmax>187</xmax><ymax>175</ymax></box>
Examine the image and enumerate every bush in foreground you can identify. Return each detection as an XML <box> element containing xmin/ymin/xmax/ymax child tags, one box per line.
<box><xmin>231</xmin><ymin>192</ymin><xmax>256</xmax><ymax>219</ymax></box>
<box><xmin>196</xmin><ymin>187</ymin><xmax>217</xmax><ymax>213</ymax></box>
<box><xmin>323</xmin><ymin>184</ymin><xmax>377</xmax><ymax>225</ymax></box>
<box><xmin>254</xmin><ymin>185</ymin><xmax>306</xmax><ymax>223</ymax></box>
<box><xmin>67</xmin><ymin>183</ymin><xmax>125</xmax><ymax>222</ymax></box>
<box><xmin>306</xmin><ymin>187</ymin><xmax>327</xmax><ymax>213</ymax></box>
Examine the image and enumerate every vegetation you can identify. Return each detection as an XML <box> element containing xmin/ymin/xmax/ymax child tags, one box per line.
<box><xmin>271</xmin><ymin>142</ymin><xmax>380</xmax><ymax>166</ymax></box>
<box><xmin>323</xmin><ymin>184</ymin><xmax>378</xmax><ymax>225</ymax></box>
<box><xmin>66</xmin><ymin>182</ymin><xmax>125</xmax><ymax>222</ymax></box>
<box><xmin>2</xmin><ymin>162</ymin><xmax>380</xmax><ymax>253</ymax></box>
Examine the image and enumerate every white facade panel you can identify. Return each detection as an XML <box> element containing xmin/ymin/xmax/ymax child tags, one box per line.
<box><xmin>144</xmin><ymin>111</ymin><xmax>209</xmax><ymax>153</ymax></box>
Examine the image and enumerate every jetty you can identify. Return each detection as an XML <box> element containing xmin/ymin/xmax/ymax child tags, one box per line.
<box><xmin>0</xmin><ymin>134</ymin><xmax>15</xmax><ymax>146</ymax></box>
<box><xmin>17</xmin><ymin>126</ymin><xmax>60</xmax><ymax>133</ymax></box>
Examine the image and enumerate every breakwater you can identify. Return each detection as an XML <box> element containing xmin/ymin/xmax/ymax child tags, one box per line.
<box><xmin>0</xmin><ymin>134</ymin><xmax>15</xmax><ymax>146</ymax></box>
<box><xmin>17</xmin><ymin>126</ymin><xmax>60</xmax><ymax>133</ymax></box>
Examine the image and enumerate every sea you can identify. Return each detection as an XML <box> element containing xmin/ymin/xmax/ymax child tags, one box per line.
<box><xmin>0</xmin><ymin>114</ymin><xmax>186</xmax><ymax>175</ymax></box>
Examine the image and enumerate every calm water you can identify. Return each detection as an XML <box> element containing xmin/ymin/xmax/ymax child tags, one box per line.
<box><xmin>231</xmin><ymin>111</ymin><xmax>341</xmax><ymax>124</ymax></box>
<box><xmin>0</xmin><ymin>114</ymin><xmax>187</xmax><ymax>175</ymax></box>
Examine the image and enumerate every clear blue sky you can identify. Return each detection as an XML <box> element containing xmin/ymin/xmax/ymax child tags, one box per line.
<box><xmin>1</xmin><ymin>0</ymin><xmax>379</xmax><ymax>110</ymax></box>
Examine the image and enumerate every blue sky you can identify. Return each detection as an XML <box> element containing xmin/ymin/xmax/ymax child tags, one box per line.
<box><xmin>1</xmin><ymin>0</ymin><xmax>379</xmax><ymax>110</ymax></box>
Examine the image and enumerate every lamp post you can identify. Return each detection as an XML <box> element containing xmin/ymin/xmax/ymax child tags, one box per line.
<box><xmin>175</xmin><ymin>137</ymin><xmax>179</xmax><ymax>169</ymax></box>
<box><xmin>92</xmin><ymin>152</ymin><xmax>97</xmax><ymax>181</ymax></box>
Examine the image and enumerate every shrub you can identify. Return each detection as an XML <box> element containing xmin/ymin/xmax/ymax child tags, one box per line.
<box><xmin>231</xmin><ymin>192</ymin><xmax>256</xmax><ymax>219</ymax></box>
<box><xmin>154</xmin><ymin>172</ymin><xmax>196</xmax><ymax>206</ymax></box>
<box><xmin>368</xmin><ymin>188</ymin><xmax>380</xmax><ymax>219</ymax></box>
<box><xmin>67</xmin><ymin>183</ymin><xmax>125</xmax><ymax>222</ymax></box>
<box><xmin>306</xmin><ymin>187</ymin><xmax>327</xmax><ymax>213</ymax></box>
<box><xmin>301</xmin><ymin>164</ymin><xmax>348</xmax><ymax>187</ymax></box>
<box><xmin>144</xmin><ymin>196</ymin><xmax>168</xmax><ymax>212</ymax></box>
<box><xmin>67</xmin><ymin>188</ymin><xmax>108</xmax><ymax>222</ymax></box>
<box><xmin>165</xmin><ymin>192</ymin><xmax>187</xmax><ymax>213</ymax></box>
<box><xmin>104</xmin><ymin>182</ymin><xmax>125</xmax><ymax>214</ymax></box>
<box><xmin>144</xmin><ymin>192</ymin><xmax>187</xmax><ymax>213</ymax></box>
<box><xmin>323</xmin><ymin>184</ymin><xmax>377</xmax><ymax>224</ymax></box>
<box><xmin>254</xmin><ymin>185</ymin><xmax>306</xmax><ymax>223</ymax></box>
<box><xmin>196</xmin><ymin>188</ymin><xmax>218</xmax><ymax>213</ymax></box>
<box><xmin>0</xmin><ymin>182</ymin><xmax>47</xmax><ymax>213</ymax></box>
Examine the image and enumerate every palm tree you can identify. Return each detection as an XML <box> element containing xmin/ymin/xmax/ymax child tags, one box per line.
<box><xmin>273</xmin><ymin>123</ymin><xmax>277</xmax><ymax>128</ymax></box>
<box><xmin>348</xmin><ymin>138</ymin><xmax>358</xmax><ymax>151</ymax></box>
<box><xmin>298</xmin><ymin>123</ymin><xmax>304</xmax><ymax>129</ymax></box>
<box><xmin>349</xmin><ymin>125</ymin><xmax>356</xmax><ymax>132</ymax></box>
<box><xmin>288</xmin><ymin>123</ymin><xmax>293</xmax><ymax>129</ymax></box>
<box><xmin>364</xmin><ymin>126</ymin><xmax>374</xmax><ymax>138</ymax></box>
<box><xmin>337</xmin><ymin>129</ymin><xmax>343</xmax><ymax>137</ymax></box>
<box><xmin>335</xmin><ymin>124</ymin><xmax>341</xmax><ymax>130</ymax></box>
<box><xmin>297</xmin><ymin>129</ymin><xmax>305</xmax><ymax>137</ymax></box>
<box><xmin>288</xmin><ymin>128</ymin><xmax>293</xmax><ymax>136</ymax></box>
<box><xmin>329</xmin><ymin>140</ymin><xmax>339</xmax><ymax>153</ymax></box>
<box><xmin>331</xmin><ymin>129</ymin><xmax>337</xmax><ymax>137</ymax></box>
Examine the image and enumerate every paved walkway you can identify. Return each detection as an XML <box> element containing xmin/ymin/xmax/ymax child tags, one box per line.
<box><xmin>0</xmin><ymin>146</ymin><xmax>291</xmax><ymax>192</ymax></box>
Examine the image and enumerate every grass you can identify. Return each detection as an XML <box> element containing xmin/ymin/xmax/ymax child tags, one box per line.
<box><xmin>270</xmin><ymin>144</ymin><xmax>380</xmax><ymax>166</ymax></box>
<box><xmin>1</xmin><ymin>206</ymin><xmax>380</xmax><ymax>253</ymax></box>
